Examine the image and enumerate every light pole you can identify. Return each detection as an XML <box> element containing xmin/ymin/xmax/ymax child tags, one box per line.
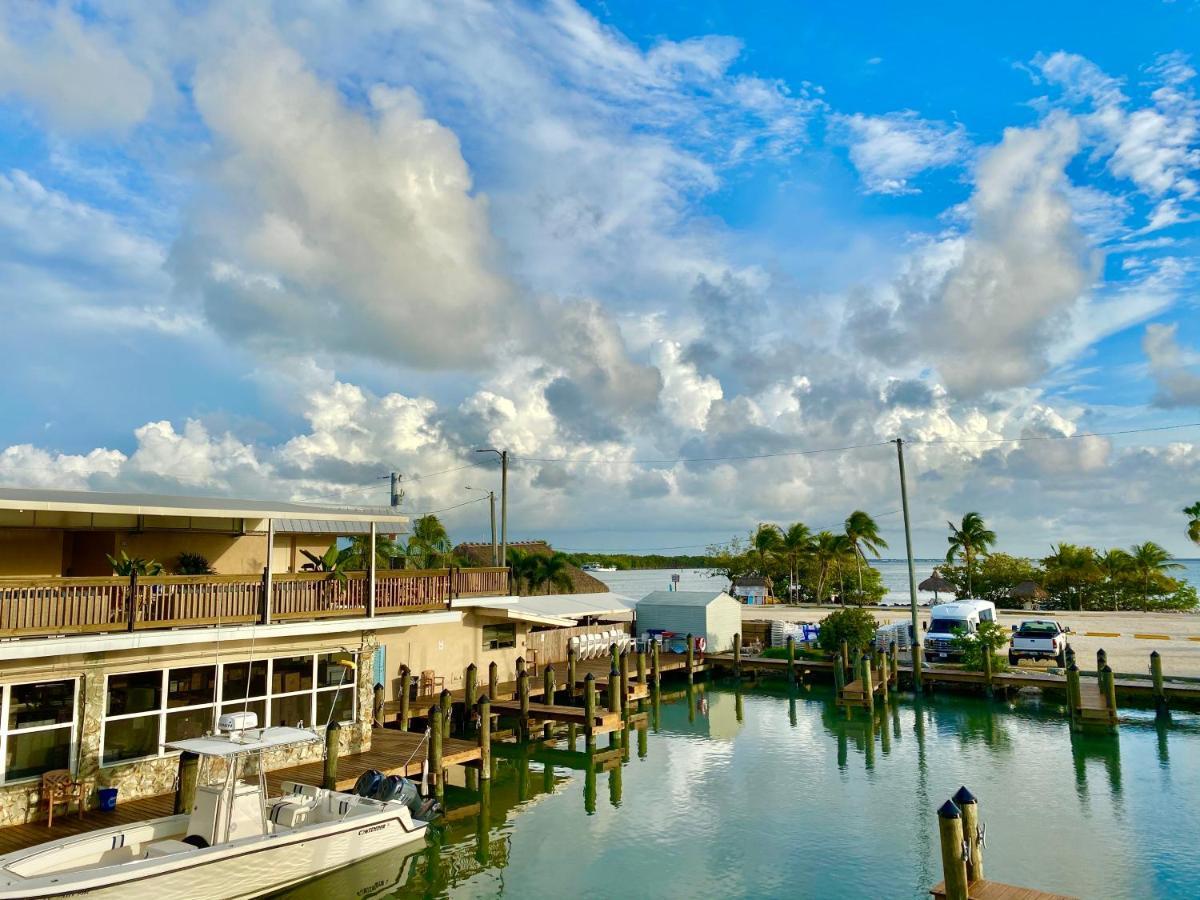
<box><xmin>465</xmin><ymin>486</ymin><xmax>498</xmax><ymax>566</ymax></box>
<box><xmin>474</xmin><ymin>448</ymin><xmax>507</xmax><ymax>568</ymax></box>
<box><xmin>895</xmin><ymin>438</ymin><xmax>922</xmax><ymax>689</ymax></box>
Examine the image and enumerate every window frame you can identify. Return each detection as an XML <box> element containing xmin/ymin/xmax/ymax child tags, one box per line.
<box><xmin>482</xmin><ymin>623</ymin><xmax>517</xmax><ymax>651</ymax></box>
<box><xmin>0</xmin><ymin>678</ymin><xmax>80</xmax><ymax>786</ymax></box>
<box><xmin>100</xmin><ymin>652</ymin><xmax>358</xmax><ymax>769</ymax></box>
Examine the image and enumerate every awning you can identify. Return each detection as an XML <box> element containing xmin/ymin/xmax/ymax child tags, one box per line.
<box><xmin>166</xmin><ymin>726</ymin><xmax>319</xmax><ymax>757</ymax></box>
<box><xmin>470</xmin><ymin>591</ymin><xmax>636</xmax><ymax>624</ymax></box>
<box><xmin>473</xmin><ymin>607</ymin><xmax>575</xmax><ymax>628</ymax></box>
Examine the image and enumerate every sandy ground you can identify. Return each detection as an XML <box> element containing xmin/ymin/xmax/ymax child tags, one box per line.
<box><xmin>743</xmin><ymin>605</ymin><xmax>1200</xmax><ymax>677</ymax></box>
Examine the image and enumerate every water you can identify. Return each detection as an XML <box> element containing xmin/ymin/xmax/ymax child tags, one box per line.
<box><xmin>597</xmin><ymin>561</ymin><xmax>1200</xmax><ymax>606</ymax></box>
<box><xmin>278</xmin><ymin>684</ymin><xmax>1200</xmax><ymax>899</ymax></box>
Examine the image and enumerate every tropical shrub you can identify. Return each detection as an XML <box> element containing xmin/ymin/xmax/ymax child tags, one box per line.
<box><xmin>815</xmin><ymin>607</ymin><xmax>878</xmax><ymax>654</ymax></box>
<box><xmin>950</xmin><ymin>620</ymin><xmax>1010</xmax><ymax>672</ymax></box>
<box><xmin>174</xmin><ymin>552</ymin><xmax>215</xmax><ymax>575</ymax></box>
<box><xmin>106</xmin><ymin>550</ymin><xmax>163</xmax><ymax>576</ymax></box>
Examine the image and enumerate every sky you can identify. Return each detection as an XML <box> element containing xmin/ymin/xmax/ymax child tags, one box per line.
<box><xmin>1</xmin><ymin>0</ymin><xmax>1199</xmax><ymax>558</ymax></box>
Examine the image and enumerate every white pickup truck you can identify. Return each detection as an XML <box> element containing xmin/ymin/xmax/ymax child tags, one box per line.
<box><xmin>1008</xmin><ymin>619</ymin><xmax>1069</xmax><ymax>666</ymax></box>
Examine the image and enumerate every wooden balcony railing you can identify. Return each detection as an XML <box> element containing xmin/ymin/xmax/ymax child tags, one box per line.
<box><xmin>0</xmin><ymin>566</ymin><xmax>509</xmax><ymax>639</ymax></box>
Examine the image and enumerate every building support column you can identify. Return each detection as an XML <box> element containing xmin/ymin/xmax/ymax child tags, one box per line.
<box><xmin>263</xmin><ymin>517</ymin><xmax>275</xmax><ymax>625</ymax></box>
<box><xmin>368</xmin><ymin>521</ymin><xmax>377</xmax><ymax>618</ymax></box>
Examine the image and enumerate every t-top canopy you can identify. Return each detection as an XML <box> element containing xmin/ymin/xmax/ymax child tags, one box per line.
<box><xmin>166</xmin><ymin>726</ymin><xmax>319</xmax><ymax>757</ymax></box>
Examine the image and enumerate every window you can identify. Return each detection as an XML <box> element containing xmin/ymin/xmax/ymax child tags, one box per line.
<box><xmin>1</xmin><ymin>679</ymin><xmax>78</xmax><ymax>783</ymax></box>
<box><xmin>101</xmin><ymin>654</ymin><xmax>356</xmax><ymax>767</ymax></box>
<box><xmin>483</xmin><ymin>623</ymin><xmax>516</xmax><ymax>651</ymax></box>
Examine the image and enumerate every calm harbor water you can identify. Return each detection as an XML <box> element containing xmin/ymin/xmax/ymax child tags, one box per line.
<box><xmin>278</xmin><ymin>683</ymin><xmax>1200</xmax><ymax>899</ymax></box>
<box><xmin>596</xmin><ymin>560</ymin><xmax>1200</xmax><ymax>605</ymax></box>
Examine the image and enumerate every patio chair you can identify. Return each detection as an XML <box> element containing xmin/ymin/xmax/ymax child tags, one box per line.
<box><xmin>42</xmin><ymin>769</ymin><xmax>86</xmax><ymax>827</ymax></box>
<box><xmin>419</xmin><ymin>670</ymin><xmax>445</xmax><ymax>697</ymax></box>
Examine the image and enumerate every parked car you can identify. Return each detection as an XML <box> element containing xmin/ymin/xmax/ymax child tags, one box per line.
<box><xmin>922</xmin><ymin>599</ymin><xmax>998</xmax><ymax>663</ymax></box>
<box><xmin>1008</xmin><ymin>619</ymin><xmax>1069</xmax><ymax>667</ymax></box>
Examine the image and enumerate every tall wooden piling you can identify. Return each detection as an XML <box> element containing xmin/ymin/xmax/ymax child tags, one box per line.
<box><xmin>860</xmin><ymin>654</ymin><xmax>874</xmax><ymax>715</ymax></box>
<box><xmin>567</xmin><ymin>642</ymin><xmax>577</xmax><ymax>701</ymax></box>
<box><xmin>428</xmin><ymin>707</ymin><xmax>443</xmax><ymax>802</ymax></box>
<box><xmin>517</xmin><ymin>656</ymin><xmax>526</xmax><ymax>678</ymax></box>
<box><xmin>1151</xmin><ymin>650</ymin><xmax>1167</xmax><ymax>718</ymax></box>
<box><xmin>465</xmin><ymin>663</ymin><xmax>478</xmax><ymax>724</ymax></box>
<box><xmin>398</xmin><ymin>665</ymin><xmax>411</xmax><ymax>730</ymax></box>
<box><xmin>439</xmin><ymin>688</ymin><xmax>453</xmax><ymax>743</ymax></box>
<box><xmin>889</xmin><ymin>641</ymin><xmax>899</xmax><ymax>691</ymax></box>
<box><xmin>322</xmin><ymin>722</ymin><xmax>341</xmax><ymax>789</ymax></box>
<box><xmin>619</xmin><ymin>650</ymin><xmax>629</xmax><ymax>716</ymax></box>
<box><xmin>636</xmin><ymin>648</ymin><xmax>647</xmax><ymax>692</ymax></box>
<box><xmin>174</xmin><ymin>750</ymin><xmax>199</xmax><ymax>815</ymax></box>
<box><xmin>733</xmin><ymin>632</ymin><xmax>742</xmax><ymax>677</ymax></box>
<box><xmin>1096</xmin><ymin>648</ymin><xmax>1107</xmax><ymax>672</ymax></box>
<box><xmin>841</xmin><ymin>640</ymin><xmax>850</xmax><ymax>681</ymax></box>
<box><xmin>1065</xmin><ymin>643</ymin><xmax>1075</xmax><ymax>670</ymax></box>
<box><xmin>936</xmin><ymin>800</ymin><xmax>969</xmax><ymax>900</ymax></box>
<box><xmin>1101</xmin><ymin>664</ymin><xmax>1118</xmax><ymax>731</ymax></box>
<box><xmin>786</xmin><ymin>636</ymin><xmax>796</xmax><ymax>684</ymax></box>
<box><xmin>652</xmin><ymin>641</ymin><xmax>661</xmax><ymax>689</ymax></box>
<box><xmin>609</xmin><ymin>655</ymin><xmax>621</xmax><ymax>716</ymax></box>
<box><xmin>1066</xmin><ymin>663</ymin><xmax>1082</xmax><ymax>731</ymax></box>
<box><xmin>517</xmin><ymin>671</ymin><xmax>530</xmax><ymax>741</ymax></box>
<box><xmin>478</xmin><ymin>695</ymin><xmax>491</xmax><ymax>780</ymax></box>
<box><xmin>953</xmin><ymin>786</ymin><xmax>983</xmax><ymax>884</ymax></box>
<box><xmin>488</xmin><ymin>661</ymin><xmax>498</xmax><ymax>701</ymax></box>
<box><xmin>543</xmin><ymin>666</ymin><xmax>556</xmax><ymax>740</ymax></box>
<box><xmin>584</xmin><ymin>673</ymin><xmax>597</xmax><ymax>751</ymax></box>
<box><xmin>833</xmin><ymin>649</ymin><xmax>845</xmax><ymax>693</ymax></box>
<box><xmin>982</xmin><ymin>645</ymin><xmax>994</xmax><ymax>698</ymax></box>
<box><xmin>686</xmin><ymin>634</ymin><xmax>695</xmax><ymax>684</ymax></box>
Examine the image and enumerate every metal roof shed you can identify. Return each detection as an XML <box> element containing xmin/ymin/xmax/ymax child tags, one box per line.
<box><xmin>635</xmin><ymin>590</ymin><xmax>741</xmax><ymax>653</ymax></box>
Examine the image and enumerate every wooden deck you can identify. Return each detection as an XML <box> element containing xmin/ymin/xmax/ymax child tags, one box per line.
<box><xmin>931</xmin><ymin>879</ymin><xmax>1076</xmax><ymax>899</ymax></box>
<box><xmin>0</xmin><ymin>728</ymin><xmax>480</xmax><ymax>856</ymax></box>
<box><xmin>837</xmin><ymin>667</ymin><xmax>888</xmax><ymax>708</ymax></box>
<box><xmin>488</xmin><ymin>700</ymin><xmax>621</xmax><ymax>731</ymax></box>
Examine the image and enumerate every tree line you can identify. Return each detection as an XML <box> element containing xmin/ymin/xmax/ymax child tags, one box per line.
<box><xmin>705</xmin><ymin>511</ymin><xmax>891</xmax><ymax>605</ymax></box>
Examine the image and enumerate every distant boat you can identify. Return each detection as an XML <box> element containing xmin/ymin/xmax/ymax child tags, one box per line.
<box><xmin>582</xmin><ymin>563</ymin><xmax>617</xmax><ymax>572</ymax></box>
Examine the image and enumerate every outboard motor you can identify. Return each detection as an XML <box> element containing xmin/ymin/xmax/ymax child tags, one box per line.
<box><xmin>354</xmin><ymin>769</ymin><xmax>384</xmax><ymax>798</ymax></box>
<box><xmin>394</xmin><ymin>778</ymin><xmax>425</xmax><ymax>817</ymax></box>
<box><xmin>374</xmin><ymin>775</ymin><xmax>403</xmax><ymax>803</ymax></box>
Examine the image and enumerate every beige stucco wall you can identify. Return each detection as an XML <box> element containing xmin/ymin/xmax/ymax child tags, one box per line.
<box><xmin>0</xmin><ymin>529</ymin><xmax>64</xmax><ymax>576</ymax></box>
<box><xmin>374</xmin><ymin>612</ymin><xmax>531</xmax><ymax>703</ymax></box>
<box><xmin>0</xmin><ymin>630</ymin><xmax>375</xmax><ymax>828</ymax></box>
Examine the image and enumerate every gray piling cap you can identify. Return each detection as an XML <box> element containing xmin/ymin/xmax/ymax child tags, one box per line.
<box><xmin>952</xmin><ymin>786</ymin><xmax>977</xmax><ymax>806</ymax></box>
<box><xmin>584</xmin><ymin>672</ymin><xmax>595</xmax><ymax>681</ymax></box>
<box><xmin>938</xmin><ymin>800</ymin><xmax>961</xmax><ymax>819</ymax></box>
<box><xmin>1067</xmin><ymin>662</ymin><xmax>1079</xmax><ymax>672</ymax></box>
<box><xmin>1101</xmin><ymin>664</ymin><xmax>1113</xmax><ymax>673</ymax></box>
<box><xmin>1151</xmin><ymin>650</ymin><xmax>1160</xmax><ymax>658</ymax></box>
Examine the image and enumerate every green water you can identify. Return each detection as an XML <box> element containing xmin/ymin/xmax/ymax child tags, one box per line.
<box><xmin>280</xmin><ymin>683</ymin><xmax>1200</xmax><ymax>899</ymax></box>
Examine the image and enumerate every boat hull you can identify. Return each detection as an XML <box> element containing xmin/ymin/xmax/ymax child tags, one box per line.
<box><xmin>0</xmin><ymin>811</ymin><xmax>426</xmax><ymax>899</ymax></box>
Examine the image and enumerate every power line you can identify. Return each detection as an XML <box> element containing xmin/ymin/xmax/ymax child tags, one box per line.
<box><xmin>391</xmin><ymin>461</ymin><xmax>492</xmax><ymax>482</ymax></box>
<box><xmin>911</xmin><ymin>421</ymin><xmax>1200</xmax><ymax>446</ymax></box>
<box><xmin>402</xmin><ymin>494</ymin><xmax>489</xmax><ymax>517</ymax></box>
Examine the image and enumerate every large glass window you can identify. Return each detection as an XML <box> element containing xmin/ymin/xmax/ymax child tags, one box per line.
<box><xmin>483</xmin><ymin>623</ymin><xmax>516</xmax><ymax>650</ymax></box>
<box><xmin>101</xmin><ymin>653</ymin><xmax>356</xmax><ymax>767</ymax></box>
<box><xmin>1</xmin><ymin>679</ymin><xmax>78</xmax><ymax>784</ymax></box>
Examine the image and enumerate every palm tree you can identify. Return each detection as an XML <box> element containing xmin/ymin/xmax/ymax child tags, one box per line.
<box><xmin>779</xmin><ymin>522</ymin><xmax>813</xmax><ymax>599</ymax></box>
<box><xmin>945</xmin><ymin>512</ymin><xmax>997</xmax><ymax>596</ymax></box>
<box><xmin>1185</xmin><ymin>502</ymin><xmax>1200</xmax><ymax>548</ymax></box>
<box><xmin>506</xmin><ymin>547</ymin><xmax>538</xmax><ymax>595</ymax></box>
<box><xmin>532</xmin><ymin>552</ymin><xmax>574</xmax><ymax>595</ymax></box>
<box><xmin>844</xmin><ymin>510</ymin><xmax>888</xmax><ymax>599</ymax></box>
<box><xmin>1043</xmin><ymin>543</ymin><xmax>1099</xmax><ymax>611</ymax></box>
<box><xmin>338</xmin><ymin>533</ymin><xmax>405</xmax><ymax>570</ymax></box>
<box><xmin>811</xmin><ymin>531</ymin><xmax>850</xmax><ymax>604</ymax></box>
<box><xmin>1097</xmin><ymin>548</ymin><xmax>1133</xmax><ymax>611</ymax></box>
<box><xmin>406</xmin><ymin>515</ymin><xmax>452</xmax><ymax>569</ymax></box>
<box><xmin>748</xmin><ymin>524</ymin><xmax>783</xmax><ymax>578</ymax></box>
<box><xmin>1129</xmin><ymin>541</ymin><xmax>1183</xmax><ymax>606</ymax></box>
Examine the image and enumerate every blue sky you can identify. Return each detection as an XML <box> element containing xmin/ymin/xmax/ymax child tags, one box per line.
<box><xmin>0</xmin><ymin>1</ymin><xmax>1198</xmax><ymax>557</ymax></box>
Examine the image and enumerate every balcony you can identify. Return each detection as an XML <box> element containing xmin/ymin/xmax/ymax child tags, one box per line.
<box><xmin>0</xmin><ymin>567</ymin><xmax>509</xmax><ymax>639</ymax></box>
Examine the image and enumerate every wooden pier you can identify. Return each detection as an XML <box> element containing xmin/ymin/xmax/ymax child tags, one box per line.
<box><xmin>488</xmin><ymin>700</ymin><xmax>622</xmax><ymax>732</ymax></box>
<box><xmin>930</xmin><ymin>879</ymin><xmax>1076</xmax><ymax>899</ymax></box>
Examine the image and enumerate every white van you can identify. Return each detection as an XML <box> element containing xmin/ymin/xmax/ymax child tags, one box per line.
<box><xmin>922</xmin><ymin>599</ymin><xmax>997</xmax><ymax>663</ymax></box>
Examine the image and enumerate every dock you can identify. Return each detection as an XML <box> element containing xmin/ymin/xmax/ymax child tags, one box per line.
<box><xmin>488</xmin><ymin>699</ymin><xmax>622</xmax><ymax>732</ymax></box>
<box><xmin>837</xmin><ymin>664</ymin><xmax>888</xmax><ymax>708</ymax></box>
<box><xmin>931</xmin><ymin>879</ymin><xmax>1077</xmax><ymax>899</ymax></box>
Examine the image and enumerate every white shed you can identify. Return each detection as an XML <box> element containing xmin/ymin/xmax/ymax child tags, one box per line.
<box><xmin>635</xmin><ymin>590</ymin><xmax>742</xmax><ymax>653</ymax></box>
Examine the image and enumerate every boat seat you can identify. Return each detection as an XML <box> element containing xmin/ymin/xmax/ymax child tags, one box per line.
<box><xmin>269</xmin><ymin>800</ymin><xmax>311</xmax><ymax>830</ymax></box>
<box><xmin>144</xmin><ymin>839</ymin><xmax>196</xmax><ymax>859</ymax></box>
<box><xmin>278</xmin><ymin>781</ymin><xmax>324</xmax><ymax>800</ymax></box>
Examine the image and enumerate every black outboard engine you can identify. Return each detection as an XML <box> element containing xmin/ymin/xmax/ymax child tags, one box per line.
<box><xmin>354</xmin><ymin>769</ymin><xmax>384</xmax><ymax>797</ymax></box>
<box><xmin>373</xmin><ymin>774</ymin><xmax>403</xmax><ymax>803</ymax></box>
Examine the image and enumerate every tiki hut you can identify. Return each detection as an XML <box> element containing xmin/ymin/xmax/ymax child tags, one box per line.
<box><xmin>918</xmin><ymin>571</ymin><xmax>955</xmax><ymax>602</ymax></box>
<box><xmin>1010</xmin><ymin>580</ymin><xmax>1049</xmax><ymax>610</ymax></box>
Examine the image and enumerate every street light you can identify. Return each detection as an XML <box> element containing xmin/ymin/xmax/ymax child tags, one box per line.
<box><xmin>465</xmin><ymin>486</ymin><xmax>498</xmax><ymax>566</ymax></box>
<box><xmin>474</xmin><ymin>448</ymin><xmax>508</xmax><ymax>567</ymax></box>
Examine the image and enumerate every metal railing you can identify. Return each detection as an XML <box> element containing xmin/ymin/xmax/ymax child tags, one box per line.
<box><xmin>0</xmin><ymin>566</ymin><xmax>510</xmax><ymax>638</ymax></box>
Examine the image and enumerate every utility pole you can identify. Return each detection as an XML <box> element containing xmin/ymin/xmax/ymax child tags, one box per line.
<box><xmin>488</xmin><ymin>490</ymin><xmax>498</xmax><ymax>566</ymax></box>
<box><xmin>389</xmin><ymin>472</ymin><xmax>402</xmax><ymax>508</ymax></box>
<box><xmin>474</xmin><ymin>449</ymin><xmax>509</xmax><ymax>568</ymax></box>
<box><xmin>895</xmin><ymin>438</ymin><xmax>922</xmax><ymax>689</ymax></box>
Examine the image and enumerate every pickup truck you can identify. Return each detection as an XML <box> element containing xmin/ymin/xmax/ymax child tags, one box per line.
<box><xmin>1008</xmin><ymin>619</ymin><xmax>1069</xmax><ymax>666</ymax></box>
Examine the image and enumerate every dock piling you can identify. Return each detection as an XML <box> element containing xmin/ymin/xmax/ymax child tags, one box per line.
<box><xmin>544</xmin><ymin>666</ymin><xmax>556</xmax><ymax>740</ymax></box>
<box><xmin>1101</xmin><ymin>664</ymin><xmax>1118</xmax><ymax>731</ymax></box>
<box><xmin>1096</xmin><ymin>648</ymin><xmax>1107</xmax><ymax>672</ymax></box>
<box><xmin>439</xmin><ymin>688</ymin><xmax>453</xmax><ymax>743</ymax></box>
<box><xmin>982</xmin><ymin>645</ymin><xmax>994</xmax><ymax>698</ymax></box>
<box><xmin>567</xmin><ymin>642</ymin><xmax>577</xmax><ymax>701</ymax></box>
<box><xmin>953</xmin><ymin>786</ymin><xmax>983</xmax><ymax>884</ymax></box>
<box><xmin>174</xmin><ymin>750</ymin><xmax>199</xmax><ymax>815</ymax></box>
<box><xmin>517</xmin><ymin>671</ymin><xmax>530</xmax><ymax>741</ymax></box>
<box><xmin>428</xmin><ymin>706</ymin><xmax>443</xmax><ymax>802</ymax></box>
<box><xmin>861</xmin><ymin>654</ymin><xmax>874</xmax><ymax>715</ymax></box>
<box><xmin>733</xmin><ymin>632</ymin><xmax>742</xmax><ymax>677</ymax></box>
<box><xmin>786</xmin><ymin>636</ymin><xmax>796</xmax><ymax>684</ymax></box>
<box><xmin>398</xmin><ymin>666</ymin><xmax>411</xmax><ymax>730</ymax></box>
<box><xmin>936</xmin><ymin>800</ymin><xmax>969</xmax><ymax>900</ymax></box>
<box><xmin>636</xmin><ymin>647</ymin><xmax>647</xmax><ymax>692</ymax></box>
<box><xmin>889</xmin><ymin>641</ymin><xmax>899</xmax><ymax>691</ymax></box>
<box><xmin>1151</xmin><ymin>651</ymin><xmax>1167</xmax><ymax>718</ymax></box>
<box><xmin>1066</xmin><ymin>663</ymin><xmax>1082</xmax><ymax>731</ymax></box>
<box><xmin>833</xmin><ymin>649</ymin><xmax>845</xmax><ymax>694</ymax></box>
<box><xmin>478</xmin><ymin>695</ymin><xmax>491</xmax><ymax>780</ymax></box>
<box><xmin>488</xmin><ymin>661</ymin><xmax>498</xmax><ymax>701</ymax></box>
<box><xmin>584</xmin><ymin>673</ymin><xmax>597</xmax><ymax>751</ymax></box>
<box><xmin>652</xmin><ymin>641</ymin><xmax>661</xmax><ymax>690</ymax></box>
<box><xmin>322</xmin><ymin>722</ymin><xmax>340</xmax><ymax>790</ymax></box>
<box><xmin>686</xmin><ymin>634</ymin><xmax>695</xmax><ymax>684</ymax></box>
<box><xmin>465</xmin><ymin>663</ymin><xmax>478</xmax><ymax>727</ymax></box>
<box><xmin>619</xmin><ymin>650</ymin><xmax>629</xmax><ymax>717</ymax></box>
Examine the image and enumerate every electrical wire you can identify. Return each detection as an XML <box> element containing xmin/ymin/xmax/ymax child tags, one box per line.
<box><xmin>909</xmin><ymin>421</ymin><xmax>1200</xmax><ymax>446</ymax></box>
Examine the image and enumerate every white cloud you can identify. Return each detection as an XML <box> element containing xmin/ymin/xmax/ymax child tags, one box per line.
<box><xmin>835</xmin><ymin>110</ymin><xmax>969</xmax><ymax>194</ymax></box>
<box><xmin>0</xmin><ymin>5</ymin><xmax>153</xmax><ymax>132</ymax></box>
<box><xmin>1144</xmin><ymin>322</ymin><xmax>1200</xmax><ymax>407</ymax></box>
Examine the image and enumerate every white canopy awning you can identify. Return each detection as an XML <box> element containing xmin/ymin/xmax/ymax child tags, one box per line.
<box><xmin>166</xmin><ymin>727</ymin><xmax>319</xmax><ymax>757</ymax></box>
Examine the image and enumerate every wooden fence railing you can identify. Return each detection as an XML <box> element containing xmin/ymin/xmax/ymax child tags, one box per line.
<box><xmin>0</xmin><ymin>566</ymin><xmax>509</xmax><ymax>638</ymax></box>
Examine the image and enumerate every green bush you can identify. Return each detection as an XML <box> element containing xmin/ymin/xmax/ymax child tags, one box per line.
<box><xmin>950</xmin><ymin>620</ymin><xmax>1010</xmax><ymax>672</ymax></box>
<box><xmin>815</xmin><ymin>607</ymin><xmax>878</xmax><ymax>654</ymax></box>
<box><xmin>760</xmin><ymin>645</ymin><xmax>829</xmax><ymax>660</ymax></box>
<box><xmin>174</xmin><ymin>552</ymin><xmax>215</xmax><ymax>575</ymax></box>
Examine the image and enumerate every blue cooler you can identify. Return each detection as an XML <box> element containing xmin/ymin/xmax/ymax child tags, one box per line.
<box><xmin>97</xmin><ymin>787</ymin><xmax>118</xmax><ymax>811</ymax></box>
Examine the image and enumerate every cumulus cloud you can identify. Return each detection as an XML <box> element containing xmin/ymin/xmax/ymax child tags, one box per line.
<box><xmin>851</xmin><ymin>114</ymin><xmax>1095</xmax><ymax>396</ymax></box>
<box><xmin>1144</xmin><ymin>322</ymin><xmax>1200</xmax><ymax>407</ymax></box>
<box><xmin>834</xmin><ymin>110</ymin><xmax>969</xmax><ymax>194</ymax></box>
<box><xmin>0</xmin><ymin>5</ymin><xmax>153</xmax><ymax>132</ymax></box>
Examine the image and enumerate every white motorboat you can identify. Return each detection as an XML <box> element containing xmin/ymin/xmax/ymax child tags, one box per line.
<box><xmin>0</xmin><ymin>713</ymin><xmax>431</xmax><ymax>899</ymax></box>
<box><xmin>582</xmin><ymin>563</ymin><xmax>617</xmax><ymax>572</ymax></box>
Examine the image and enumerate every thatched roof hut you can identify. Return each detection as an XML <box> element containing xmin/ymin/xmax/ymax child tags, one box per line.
<box><xmin>918</xmin><ymin>572</ymin><xmax>955</xmax><ymax>596</ymax></box>
<box><xmin>453</xmin><ymin>540</ymin><xmax>608</xmax><ymax>594</ymax></box>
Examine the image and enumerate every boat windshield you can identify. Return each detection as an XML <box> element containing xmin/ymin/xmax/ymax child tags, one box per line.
<box><xmin>927</xmin><ymin>618</ymin><xmax>967</xmax><ymax>636</ymax></box>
